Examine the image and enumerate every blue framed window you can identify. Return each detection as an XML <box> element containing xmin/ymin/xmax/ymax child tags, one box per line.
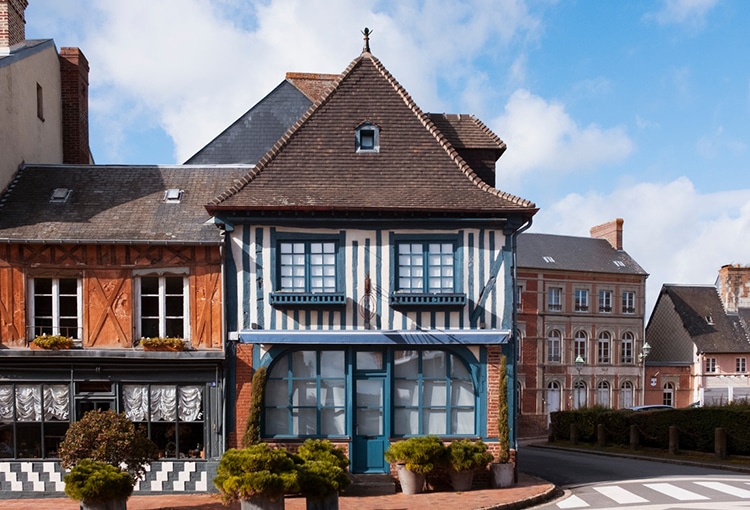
<box><xmin>270</xmin><ymin>234</ymin><xmax>345</xmax><ymax>306</ymax></box>
<box><xmin>393</xmin><ymin>349</ymin><xmax>476</xmax><ymax>435</ymax></box>
<box><xmin>264</xmin><ymin>351</ymin><xmax>347</xmax><ymax>437</ymax></box>
<box><xmin>391</xmin><ymin>236</ymin><xmax>465</xmax><ymax>306</ymax></box>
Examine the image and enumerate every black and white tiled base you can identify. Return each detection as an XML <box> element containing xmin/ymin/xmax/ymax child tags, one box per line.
<box><xmin>0</xmin><ymin>460</ymin><xmax>214</xmax><ymax>498</ymax></box>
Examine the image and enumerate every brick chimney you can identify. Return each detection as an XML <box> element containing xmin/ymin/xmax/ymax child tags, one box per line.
<box><xmin>716</xmin><ymin>264</ymin><xmax>750</xmax><ymax>313</ymax></box>
<box><xmin>590</xmin><ymin>218</ymin><xmax>624</xmax><ymax>250</ymax></box>
<box><xmin>0</xmin><ymin>0</ymin><xmax>28</xmax><ymax>55</ymax></box>
<box><xmin>59</xmin><ymin>47</ymin><xmax>91</xmax><ymax>164</ymax></box>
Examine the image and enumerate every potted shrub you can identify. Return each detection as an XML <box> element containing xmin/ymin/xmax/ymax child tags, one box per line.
<box><xmin>31</xmin><ymin>334</ymin><xmax>73</xmax><ymax>349</ymax></box>
<box><xmin>214</xmin><ymin>443</ymin><xmax>299</xmax><ymax>510</ymax></box>
<box><xmin>139</xmin><ymin>336</ymin><xmax>186</xmax><ymax>351</ymax></box>
<box><xmin>443</xmin><ymin>439</ymin><xmax>494</xmax><ymax>491</ymax></box>
<box><xmin>64</xmin><ymin>459</ymin><xmax>133</xmax><ymax>510</ymax></box>
<box><xmin>384</xmin><ymin>435</ymin><xmax>445</xmax><ymax>494</ymax></box>
<box><xmin>491</xmin><ymin>354</ymin><xmax>514</xmax><ymax>488</ymax></box>
<box><xmin>295</xmin><ymin>439</ymin><xmax>350</xmax><ymax>510</ymax></box>
<box><xmin>58</xmin><ymin>409</ymin><xmax>159</xmax><ymax>510</ymax></box>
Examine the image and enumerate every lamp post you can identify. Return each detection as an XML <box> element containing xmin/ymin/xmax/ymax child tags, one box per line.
<box><xmin>574</xmin><ymin>355</ymin><xmax>584</xmax><ymax>409</ymax></box>
<box><xmin>639</xmin><ymin>342</ymin><xmax>651</xmax><ymax>405</ymax></box>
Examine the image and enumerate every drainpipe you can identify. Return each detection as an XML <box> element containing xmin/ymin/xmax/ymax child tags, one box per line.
<box><xmin>509</xmin><ymin>217</ymin><xmax>532</xmax><ymax>454</ymax></box>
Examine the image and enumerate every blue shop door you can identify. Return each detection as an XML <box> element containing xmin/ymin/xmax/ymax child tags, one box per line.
<box><xmin>352</xmin><ymin>376</ymin><xmax>388</xmax><ymax>473</ymax></box>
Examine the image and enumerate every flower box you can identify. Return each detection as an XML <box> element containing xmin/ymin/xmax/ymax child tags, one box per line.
<box><xmin>139</xmin><ymin>337</ymin><xmax>186</xmax><ymax>351</ymax></box>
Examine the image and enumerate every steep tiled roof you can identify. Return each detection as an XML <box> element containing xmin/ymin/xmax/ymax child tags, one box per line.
<box><xmin>184</xmin><ymin>81</ymin><xmax>313</xmax><ymax>165</ymax></box>
<box><xmin>0</xmin><ymin>164</ymin><xmax>249</xmax><ymax>244</ymax></box>
<box><xmin>655</xmin><ymin>285</ymin><xmax>750</xmax><ymax>354</ymax></box>
<box><xmin>517</xmin><ymin>232</ymin><xmax>647</xmax><ymax>275</ymax></box>
<box><xmin>427</xmin><ymin>113</ymin><xmax>506</xmax><ymax>152</ymax></box>
<box><xmin>208</xmin><ymin>51</ymin><xmax>536</xmax><ymax>216</ymax></box>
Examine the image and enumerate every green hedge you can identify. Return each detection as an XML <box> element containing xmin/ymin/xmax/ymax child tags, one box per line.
<box><xmin>550</xmin><ymin>404</ymin><xmax>750</xmax><ymax>455</ymax></box>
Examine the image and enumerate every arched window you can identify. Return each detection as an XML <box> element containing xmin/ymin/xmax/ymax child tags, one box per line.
<box><xmin>547</xmin><ymin>329</ymin><xmax>562</xmax><ymax>363</ymax></box>
<box><xmin>573</xmin><ymin>380</ymin><xmax>587</xmax><ymax>409</ymax></box>
<box><xmin>574</xmin><ymin>331</ymin><xmax>587</xmax><ymax>361</ymax></box>
<box><xmin>663</xmin><ymin>382</ymin><xmax>674</xmax><ymax>407</ymax></box>
<box><xmin>597</xmin><ymin>331</ymin><xmax>611</xmax><ymax>364</ymax></box>
<box><xmin>620</xmin><ymin>381</ymin><xmax>634</xmax><ymax>409</ymax></box>
<box><xmin>597</xmin><ymin>381</ymin><xmax>610</xmax><ymax>408</ymax></box>
<box><xmin>621</xmin><ymin>332</ymin><xmax>634</xmax><ymax>364</ymax></box>
<box><xmin>546</xmin><ymin>381</ymin><xmax>561</xmax><ymax>421</ymax></box>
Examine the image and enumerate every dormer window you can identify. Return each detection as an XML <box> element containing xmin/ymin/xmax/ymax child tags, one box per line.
<box><xmin>355</xmin><ymin>122</ymin><xmax>379</xmax><ymax>153</ymax></box>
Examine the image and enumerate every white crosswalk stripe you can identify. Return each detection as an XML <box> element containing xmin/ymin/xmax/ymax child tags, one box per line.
<box><xmin>557</xmin><ymin>494</ymin><xmax>589</xmax><ymax>508</ymax></box>
<box><xmin>593</xmin><ymin>485</ymin><xmax>649</xmax><ymax>504</ymax></box>
<box><xmin>695</xmin><ymin>481</ymin><xmax>750</xmax><ymax>498</ymax></box>
<box><xmin>643</xmin><ymin>482</ymin><xmax>710</xmax><ymax>501</ymax></box>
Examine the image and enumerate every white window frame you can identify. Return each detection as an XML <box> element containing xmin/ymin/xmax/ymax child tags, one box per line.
<box><xmin>575</xmin><ymin>289</ymin><xmax>589</xmax><ymax>312</ymax></box>
<box><xmin>705</xmin><ymin>357</ymin><xmax>717</xmax><ymax>373</ymax></box>
<box><xmin>547</xmin><ymin>330</ymin><xmax>562</xmax><ymax>363</ymax></box>
<box><xmin>619</xmin><ymin>381</ymin><xmax>634</xmax><ymax>409</ymax></box>
<box><xmin>598</xmin><ymin>289</ymin><xmax>613</xmax><ymax>313</ymax></box>
<box><xmin>597</xmin><ymin>332</ymin><xmax>611</xmax><ymax>364</ymax></box>
<box><xmin>621</xmin><ymin>332</ymin><xmax>634</xmax><ymax>364</ymax></box>
<box><xmin>547</xmin><ymin>287</ymin><xmax>562</xmax><ymax>311</ymax></box>
<box><xmin>597</xmin><ymin>381</ymin><xmax>611</xmax><ymax>408</ymax></box>
<box><xmin>622</xmin><ymin>291</ymin><xmax>636</xmax><ymax>314</ymax></box>
<box><xmin>135</xmin><ymin>270</ymin><xmax>190</xmax><ymax>340</ymax></box>
<box><xmin>28</xmin><ymin>277</ymin><xmax>82</xmax><ymax>339</ymax></box>
<box><xmin>737</xmin><ymin>357</ymin><xmax>747</xmax><ymax>373</ymax></box>
<box><xmin>663</xmin><ymin>383</ymin><xmax>674</xmax><ymax>406</ymax></box>
<box><xmin>574</xmin><ymin>330</ymin><xmax>587</xmax><ymax>361</ymax></box>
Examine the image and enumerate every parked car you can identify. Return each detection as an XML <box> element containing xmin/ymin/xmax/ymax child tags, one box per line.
<box><xmin>628</xmin><ymin>405</ymin><xmax>674</xmax><ymax>411</ymax></box>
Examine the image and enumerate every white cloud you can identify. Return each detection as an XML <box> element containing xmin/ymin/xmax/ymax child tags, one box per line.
<box><xmin>645</xmin><ymin>0</ymin><xmax>719</xmax><ymax>27</ymax></box>
<box><xmin>531</xmin><ymin>177</ymin><xmax>750</xmax><ymax>314</ymax></box>
<box><xmin>492</xmin><ymin>89</ymin><xmax>634</xmax><ymax>187</ymax></box>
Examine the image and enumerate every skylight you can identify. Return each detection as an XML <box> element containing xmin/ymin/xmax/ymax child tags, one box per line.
<box><xmin>50</xmin><ymin>188</ymin><xmax>71</xmax><ymax>203</ymax></box>
<box><xmin>613</xmin><ymin>260</ymin><xmax>626</xmax><ymax>267</ymax></box>
<box><xmin>164</xmin><ymin>189</ymin><xmax>183</xmax><ymax>203</ymax></box>
<box><xmin>542</xmin><ymin>256</ymin><xmax>555</xmax><ymax>263</ymax></box>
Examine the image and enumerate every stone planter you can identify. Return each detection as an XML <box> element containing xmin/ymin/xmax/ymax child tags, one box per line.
<box><xmin>490</xmin><ymin>462</ymin><xmax>514</xmax><ymax>488</ymax></box>
<box><xmin>395</xmin><ymin>463</ymin><xmax>425</xmax><ymax>494</ymax></box>
<box><xmin>448</xmin><ymin>469</ymin><xmax>474</xmax><ymax>491</ymax></box>
<box><xmin>305</xmin><ymin>492</ymin><xmax>339</xmax><ymax>510</ymax></box>
<box><xmin>80</xmin><ymin>499</ymin><xmax>128</xmax><ymax>510</ymax></box>
<box><xmin>241</xmin><ymin>495</ymin><xmax>285</xmax><ymax>510</ymax></box>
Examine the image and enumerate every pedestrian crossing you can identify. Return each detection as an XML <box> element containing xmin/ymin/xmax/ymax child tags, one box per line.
<box><xmin>555</xmin><ymin>477</ymin><xmax>750</xmax><ymax>508</ymax></box>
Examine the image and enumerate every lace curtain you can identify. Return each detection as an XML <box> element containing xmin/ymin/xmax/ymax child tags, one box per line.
<box><xmin>123</xmin><ymin>385</ymin><xmax>202</xmax><ymax>422</ymax></box>
<box><xmin>0</xmin><ymin>385</ymin><xmax>69</xmax><ymax>421</ymax></box>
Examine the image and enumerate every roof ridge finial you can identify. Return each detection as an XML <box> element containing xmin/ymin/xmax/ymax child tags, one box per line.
<box><xmin>361</xmin><ymin>27</ymin><xmax>372</xmax><ymax>53</ymax></box>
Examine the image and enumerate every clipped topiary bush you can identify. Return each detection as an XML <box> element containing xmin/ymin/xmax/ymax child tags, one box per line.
<box><xmin>384</xmin><ymin>435</ymin><xmax>445</xmax><ymax>474</ymax></box>
<box><xmin>444</xmin><ymin>438</ymin><xmax>495</xmax><ymax>472</ymax></box>
<box><xmin>295</xmin><ymin>439</ymin><xmax>350</xmax><ymax>498</ymax></box>
<box><xmin>242</xmin><ymin>366</ymin><xmax>267</xmax><ymax>448</ymax></box>
<box><xmin>214</xmin><ymin>443</ymin><xmax>299</xmax><ymax>503</ymax></box>
<box><xmin>64</xmin><ymin>459</ymin><xmax>133</xmax><ymax>503</ymax></box>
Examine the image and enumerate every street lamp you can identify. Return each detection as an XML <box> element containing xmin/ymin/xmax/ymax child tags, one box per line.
<box><xmin>639</xmin><ymin>342</ymin><xmax>651</xmax><ymax>405</ymax></box>
<box><xmin>574</xmin><ymin>355</ymin><xmax>584</xmax><ymax>409</ymax></box>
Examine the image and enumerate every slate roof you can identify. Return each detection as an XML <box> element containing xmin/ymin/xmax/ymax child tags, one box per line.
<box><xmin>184</xmin><ymin>81</ymin><xmax>314</xmax><ymax>165</ymax></box>
<box><xmin>653</xmin><ymin>285</ymin><xmax>750</xmax><ymax>354</ymax></box>
<box><xmin>0</xmin><ymin>39</ymin><xmax>53</xmax><ymax>69</ymax></box>
<box><xmin>517</xmin><ymin>232</ymin><xmax>647</xmax><ymax>275</ymax></box>
<box><xmin>208</xmin><ymin>50</ymin><xmax>536</xmax><ymax>217</ymax></box>
<box><xmin>0</xmin><ymin>164</ymin><xmax>249</xmax><ymax>244</ymax></box>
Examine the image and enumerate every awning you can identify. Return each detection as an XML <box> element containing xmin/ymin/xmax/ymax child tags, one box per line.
<box><xmin>237</xmin><ymin>329</ymin><xmax>510</xmax><ymax>345</ymax></box>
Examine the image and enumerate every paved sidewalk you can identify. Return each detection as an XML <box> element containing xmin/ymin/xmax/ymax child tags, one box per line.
<box><xmin>0</xmin><ymin>472</ymin><xmax>557</xmax><ymax>510</ymax></box>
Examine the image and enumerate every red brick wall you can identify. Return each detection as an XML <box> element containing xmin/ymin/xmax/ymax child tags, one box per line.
<box><xmin>59</xmin><ymin>47</ymin><xmax>90</xmax><ymax>164</ymax></box>
<box><xmin>0</xmin><ymin>0</ymin><xmax>28</xmax><ymax>50</ymax></box>
<box><xmin>230</xmin><ymin>343</ymin><xmax>254</xmax><ymax>449</ymax></box>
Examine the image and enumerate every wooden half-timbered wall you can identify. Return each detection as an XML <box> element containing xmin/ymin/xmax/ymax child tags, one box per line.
<box><xmin>227</xmin><ymin>225</ymin><xmax>513</xmax><ymax>333</ymax></box>
<box><xmin>0</xmin><ymin>243</ymin><xmax>223</xmax><ymax>349</ymax></box>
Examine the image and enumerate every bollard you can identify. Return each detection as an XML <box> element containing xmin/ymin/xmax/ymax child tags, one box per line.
<box><xmin>570</xmin><ymin>423</ymin><xmax>578</xmax><ymax>445</ymax></box>
<box><xmin>630</xmin><ymin>424</ymin><xmax>640</xmax><ymax>450</ymax></box>
<box><xmin>668</xmin><ymin>425</ymin><xmax>679</xmax><ymax>455</ymax></box>
<box><xmin>597</xmin><ymin>423</ymin><xmax>606</xmax><ymax>447</ymax></box>
<box><xmin>715</xmin><ymin>427</ymin><xmax>727</xmax><ymax>460</ymax></box>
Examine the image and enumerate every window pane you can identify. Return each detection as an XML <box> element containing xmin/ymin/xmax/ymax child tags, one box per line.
<box><xmin>320</xmin><ymin>351</ymin><xmax>345</xmax><ymax>377</ymax></box>
<box><xmin>452</xmin><ymin>409</ymin><xmax>475</xmax><ymax>435</ymax></box>
<box><xmin>266</xmin><ymin>380</ymin><xmax>288</xmax><ymax>406</ymax></box>
<box><xmin>394</xmin><ymin>351</ymin><xmax>419</xmax><ymax>376</ymax></box>
<box><xmin>292</xmin><ymin>381</ymin><xmax>317</xmax><ymax>406</ymax></box>
<box><xmin>450</xmin><ymin>356</ymin><xmax>470</xmax><ymax>378</ymax></box>
<box><xmin>292</xmin><ymin>351</ymin><xmax>317</xmax><ymax>377</ymax></box>
<box><xmin>321</xmin><ymin>381</ymin><xmax>345</xmax><ymax>406</ymax></box>
<box><xmin>393</xmin><ymin>408</ymin><xmax>418</xmax><ymax>435</ymax></box>
<box><xmin>394</xmin><ymin>380</ymin><xmax>418</xmax><ymax>406</ymax></box>
<box><xmin>265</xmin><ymin>408</ymin><xmax>288</xmax><ymax>435</ymax></box>
<box><xmin>356</xmin><ymin>380</ymin><xmax>382</xmax><ymax>407</ymax></box>
<box><xmin>321</xmin><ymin>409</ymin><xmax>346</xmax><ymax>435</ymax></box>
<box><xmin>423</xmin><ymin>409</ymin><xmax>446</xmax><ymax>435</ymax></box>
<box><xmin>422</xmin><ymin>351</ymin><xmax>446</xmax><ymax>377</ymax></box>
<box><xmin>292</xmin><ymin>409</ymin><xmax>317</xmax><ymax>435</ymax></box>
<box><xmin>141</xmin><ymin>319</ymin><xmax>159</xmax><ymax>338</ymax></box>
<box><xmin>451</xmin><ymin>381</ymin><xmax>475</xmax><ymax>406</ymax></box>
<box><xmin>16</xmin><ymin>422</ymin><xmax>41</xmax><ymax>458</ymax></box>
<box><xmin>356</xmin><ymin>408</ymin><xmax>382</xmax><ymax>435</ymax></box>
<box><xmin>356</xmin><ymin>351</ymin><xmax>382</xmax><ymax>370</ymax></box>
<box><xmin>141</xmin><ymin>277</ymin><xmax>158</xmax><ymax>294</ymax></box>
<box><xmin>423</xmin><ymin>381</ymin><xmax>446</xmax><ymax>406</ymax></box>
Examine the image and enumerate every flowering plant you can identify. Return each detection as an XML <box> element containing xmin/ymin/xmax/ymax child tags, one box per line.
<box><xmin>139</xmin><ymin>337</ymin><xmax>186</xmax><ymax>351</ymax></box>
<box><xmin>32</xmin><ymin>334</ymin><xmax>73</xmax><ymax>349</ymax></box>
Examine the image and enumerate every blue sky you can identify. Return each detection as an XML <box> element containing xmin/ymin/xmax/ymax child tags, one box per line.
<box><xmin>25</xmin><ymin>0</ymin><xmax>750</xmax><ymax>312</ymax></box>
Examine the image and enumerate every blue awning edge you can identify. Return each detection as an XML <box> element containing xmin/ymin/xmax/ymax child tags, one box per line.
<box><xmin>236</xmin><ymin>329</ymin><xmax>511</xmax><ymax>345</ymax></box>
